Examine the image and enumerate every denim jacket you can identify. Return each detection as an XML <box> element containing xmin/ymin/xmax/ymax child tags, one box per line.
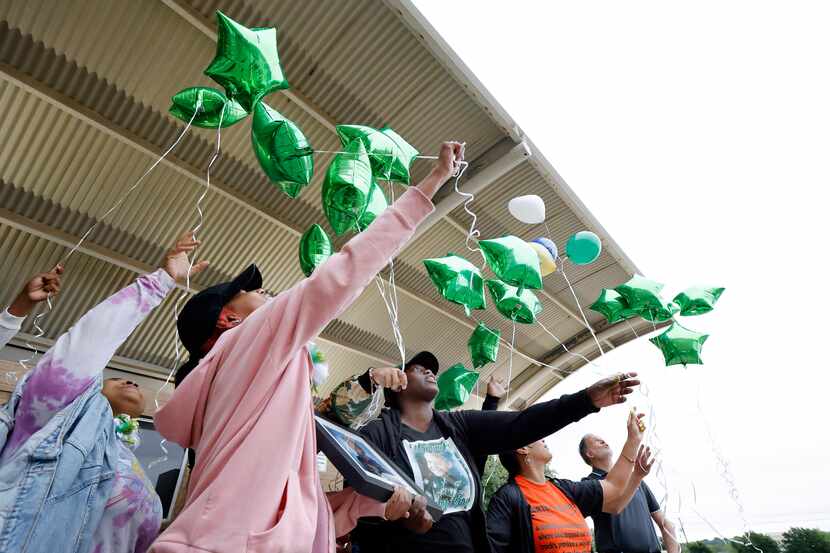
<box><xmin>0</xmin><ymin>373</ymin><xmax>117</xmax><ymax>553</ymax></box>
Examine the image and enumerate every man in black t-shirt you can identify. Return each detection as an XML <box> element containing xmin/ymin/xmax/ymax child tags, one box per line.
<box><xmin>348</xmin><ymin>351</ymin><xmax>641</xmax><ymax>553</ymax></box>
<box><xmin>579</xmin><ymin>433</ymin><xmax>679</xmax><ymax>553</ymax></box>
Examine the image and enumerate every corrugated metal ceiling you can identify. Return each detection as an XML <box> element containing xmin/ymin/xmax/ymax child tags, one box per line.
<box><xmin>0</xmin><ymin>0</ymin><xmax>648</xmax><ymax>407</ymax></box>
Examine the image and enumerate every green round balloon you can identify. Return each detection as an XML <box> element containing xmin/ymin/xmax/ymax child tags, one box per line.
<box><xmin>204</xmin><ymin>11</ymin><xmax>290</xmax><ymax>112</ymax></box>
<box><xmin>170</xmin><ymin>87</ymin><xmax>248</xmax><ymax>128</ymax></box>
<box><xmin>566</xmin><ymin>231</ymin><xmax>602</xmax><ymax>265</ymax></box>
<box><xmin>252</xmin><ymin>102</ymin><xmax>314</xmax><ymax>198</ymax></box>
<box><xmin>322</xmin><ymin>139</ymin><xmax>373</xmax><ymax>235</ymax></box>
<box><xmin>423</xmin><ymin>254</ymin><xmax>486</xmax><ymax>316</ymax></box>
<box><xmin>434</xmin><ymin>364</ymin><xmax>480</xmax><ymax>411</ymax></box>
<box><xmin>298</xmin><ymin>224</ymin><xmax>332</xmax><ymax>277</ymax></box>
<box><xmin>486</xmin><ymin>279</ymin><xmax>542</xmax><ymax>324</ymax></box>
<box><xmin>479</xmin><ymin>236</ymin><xmax>543</xmax><ymax>291</ymax></box>
<box><xmin>468</xmin><ymin>322</ymin><xmax>500</xmax><ymax>368</ymax></box>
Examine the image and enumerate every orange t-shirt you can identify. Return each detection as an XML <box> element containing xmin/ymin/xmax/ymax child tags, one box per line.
<box><xmin>515</xmin><ymin>475</ymin><xmax>593</xmax><ymax>553</ymax></box>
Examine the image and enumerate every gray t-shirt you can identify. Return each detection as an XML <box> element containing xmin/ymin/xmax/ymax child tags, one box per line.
<box><xmin>585</xmin><ymin>469</ymin><xmax>661</xmax><ymax>553</ymax></box>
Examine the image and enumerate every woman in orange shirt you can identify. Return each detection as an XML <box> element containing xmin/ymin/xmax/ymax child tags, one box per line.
<box><xmin>486</xmin><ymin>412</ymin><xmax>654</xmax><ymax>553</ymax></box>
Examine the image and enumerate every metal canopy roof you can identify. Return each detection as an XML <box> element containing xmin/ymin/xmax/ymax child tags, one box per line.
<box><xmin>0</xmin><ymin>0</ymin><xmax>658</xmax><ymax>411</ymax></box>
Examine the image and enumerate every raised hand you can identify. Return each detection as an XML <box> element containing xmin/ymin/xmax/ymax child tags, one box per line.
<box><xmin>163</xmin><ymin>231</ymin><xmax>210</xmax><ymax>284</ymax></box>
<box><xmin>627</xmin><ymin>409</ymin><xmax>646</xmax><ymax>443</ymax></box>
<box><xmin>634</xmin><ymin>445</ymin><xmax>655</xmax><ymax>478</ymax></box>
<box><xmin>370</xmin><ymin>367</ymin><xmax>408</xmax><ymax>391</ymax></box>
<box><xmin>587</xmin><ymin>372</ymin><xmax>640</xmax><ymax>408</ymax></box>
<box><xmin>417</xmin><ymin>142</ymin><xmax>465</xmax><ymax>199</ymax></box>
<box><xmin>487</xmin><ymin>375</ymin><xmax>506</xmax><ymax>399</ymax></box>
<box><xmin>9</xmin><ymin>265</ymin><xmax>64</xmax><ymax>316</ymax></box>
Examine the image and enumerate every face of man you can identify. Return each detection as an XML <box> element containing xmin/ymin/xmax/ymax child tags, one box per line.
<box><xmin>584</xmin><ymin>433</ymin><xmax>613</xmax><ymax>466</ymax></box>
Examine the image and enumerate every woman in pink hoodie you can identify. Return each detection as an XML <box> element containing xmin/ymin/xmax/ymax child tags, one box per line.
<box><xmin>150</xmin><ymin>142</ymin><xmax>464</xmax><ymax>553</ymax></box>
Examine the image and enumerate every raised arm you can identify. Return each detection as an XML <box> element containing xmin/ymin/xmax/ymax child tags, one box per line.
<box><xmin>455</xmin><ymin>373</ymin><xmax>639</xmax><ymax>456</ymax></box>
<box><xmin>1</xmin><ymin>234</ymin><xmax>205</xmax><ymax>456</ymax></box>
<box><xmin>0</xmin><ymin>266</ymin><xmax>63</xmax><ymax>349</ymax></box>
<box><xmin>255</xmin><ymin>144</ymin><xmax>461</xmax><ymax>358</ymax></box>
<box><xmin>602</xmin><ymin>410</ymin><xmax>646</xmax><ymax>496</ymax></box>
<box><xmin>599</xmin><ymin>445</ymin><xmax>655</xmax><ymax>514</ymax></box>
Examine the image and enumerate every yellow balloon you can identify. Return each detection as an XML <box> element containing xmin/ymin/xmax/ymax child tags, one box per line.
<box><xmin>528</xmin><ymin>242</ymin><xmax>557</xmax><ymax>276</ymax></box>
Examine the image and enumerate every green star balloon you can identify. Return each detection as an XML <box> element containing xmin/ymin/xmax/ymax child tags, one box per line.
<box><xmin>357</xmin><ymin>179</ymin><xmax>389</xmax><ymax>231</ymax></box>
<box><xmin>423</xmin><ymin>254</ymin><xmax>486</xmax><ymax>316</ymax></box>
<box><xmin>204</xmin><ymin>11</ymin><xmax>290</xmax><ymax>112</ymax></box>
<box><xmin>251</xmin><ymin>102</ymin><xmax>314</xmax><ymax>198</ymax></box>
<box><xmin>486</xmin><ymin>279</ymin><xmax>542</xmax><ymax>324</ymax></box>
<box><xmin>170</xmin><ymin>87</ymin><xmax>248</xmax><ymax>128</ymax></box>
<box><xmin>468</xmin><ymin>322</ymin><xmax>500</xmax><ymax>368</ymax></box>
<box><xmin>298</xmin><ymin>224</ymin><xmax>332</xmax><ymax>277</ymax></box>
<box><xmin>322</xmin><ymin>139</ymin><xmax>373</xmax><ymax>235</ymax></box>
<box><xmin>673</xmin><ymin>287</ymin><xmax>725</xmax><ymax>316</ymax></box>
<box><xmin>638</xmin><ymin>300</ymin><xmax>680</xmax><ymax>322</ymax></box>
<box><xmin>649</xmin><ymin>322</ymin><xmax>709</xmax><ymax>366</ymax></box>
<box><xmin>615</xmin><ymin>275</ymin><xmax>667</xmax><ymax>314</ymax></box>
<box><xmin>590</xmin><ymin>289</ymin><xmax>638</xmax><ymax>324</ymax></box>
<box><xmin>335</xmin><ymin>125</ymin><xmax>419</xmax><ymax>184</ymax></box>
<box><xmin>434</xmin><ymin>364</ymin><xmax>480</xmax><ymax>411</ymax></box>
<box><xmin>479</xmin><ymin>236</ymin><xmax>543</xmax><ymax>291</ymax></box>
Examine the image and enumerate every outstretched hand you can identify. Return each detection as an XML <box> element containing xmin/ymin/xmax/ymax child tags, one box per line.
<box><xmin>487</xmin><ymin>376</ymin><xmax>506</xmax><ymax>399</ymax></box>
<box><xmin>416</xmin><ymin>142</ymin><xmax>465</xmax><ymax>199</ymax></box>
<box><xmin>627</xmin><ymin>409</ymin><xmax>646</xmax><ymax>443</ymax></box>
<box><xmin>587</xmin><ymin>372</ymin><xmax>640</xmax><ymax>408</ymax></box>
<box><xmin>9</xmin><ymin>265</ymin><xmax>64</xmax><ymax>316</ymax></box>
<box><xmin>163</xmin><ymin>231</ymin><xmax>210</xmax><ymax>284</ymax></box>
<box><xmin>634</xmin><ymin>445</ymin><xmax>655</xmax><ymax>478</ymax></box>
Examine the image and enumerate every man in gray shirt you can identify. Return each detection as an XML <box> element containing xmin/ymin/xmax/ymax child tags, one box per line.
<box><xmin>580</xmin><ymin>433</ymin><xmax>679</xmax><ymax>553</ymax></box>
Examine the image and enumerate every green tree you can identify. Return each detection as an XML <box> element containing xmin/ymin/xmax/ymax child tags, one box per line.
<box><xmin>481</xmin><ymin>455</ymin><xmax>508</xmax><ymax>510</ymax></box>
<box><xmin>781</xmin><ymin>528</ymin><xmax>830</xmax><ymax>553</ymax></box>
<box><xmin>686</xmin><ymin>541</ymin><xmax>715</xmax><ymax>553</ymax></box>
<box><xmin>731</xmin><ymin>532</ymin><xmax>781</xmax><ymax>553</ymax></box>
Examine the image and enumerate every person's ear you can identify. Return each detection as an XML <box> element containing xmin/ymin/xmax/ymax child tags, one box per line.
<box><xmin>516</xmin><ymin>446</ymin><xmax>530</xmax><ymax>456</ymax></box>
<box><xmin>216</xmin><ymin>308</ymin><xmax>242</xmax><ymax>330</ymax></box>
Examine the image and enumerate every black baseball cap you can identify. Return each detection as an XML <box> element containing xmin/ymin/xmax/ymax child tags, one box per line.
<box><xmin>384</xmin><ymin>351</ymin><xmax>440</xmax><ymax>408</ymax></box>
<box><xmin>403</xmin><ymin>351</ymin><xmax>439</xmax><ymax>375</ymax></box>
<box><xmin>174</xmin><ymin>263</ymin><xmax>263</xmax><ymax>385</ymax></box>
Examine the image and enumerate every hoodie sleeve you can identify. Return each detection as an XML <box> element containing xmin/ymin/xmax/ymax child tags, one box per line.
<box><xmin>2</xmin><ymin>269</ymin><xmax>175</xmax><ymax>456</ymax></box>
<box><xmin>327</xmin><ymin>488</ymin><xmax>387</xmax><ymax>537</ymax></box>
<box><xmin>452</xmin><ymin>389</ymin><xmax>599</xmax><ymax>456</ymax></box>
<box><xmin>486</xmin><ymin>484</ymin><xmax>519</xmax><ymax>553</ymax></box>
<box><xmin>259</xmin><ymin>187</ymin><xmax>433</xmax><ymax>357</ymax></box>
<box><xmin>0</xmin><ymin>309</ymin><xmax>25</xmax><ymax>350</ymax></box>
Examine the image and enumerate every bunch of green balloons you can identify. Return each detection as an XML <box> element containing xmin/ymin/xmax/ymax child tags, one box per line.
<box><xmin>590</xmin><ymin>275</ymin><xmax>724</xmax><ymax>366</ymax></box>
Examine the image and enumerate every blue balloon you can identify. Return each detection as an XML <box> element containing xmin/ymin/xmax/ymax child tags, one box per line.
<box><xmin>532</xmin><ymin>237</ymin><xmax>558</xmax><ymax>259</ymax></box>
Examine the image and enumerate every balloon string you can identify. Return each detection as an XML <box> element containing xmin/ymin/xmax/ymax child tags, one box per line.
<box><xmin>505</xmin><ymin>320</ymin><xmax>516</xmax><ymax>407</ymax></box>
<box><xmin>60</xmin><ymin>103</ymin><xmax>203</xmax><ymax>267</ymax></box>
<box><xmin>155</xmin><ymin>105</ymin><xmax>224</xmax><ymax>411</ymax></box>
<box><xmin>374</xmin><ymin>180</ymin><xmax>406</xmax><ymax>368</ymax></box>
<box><xmin>313</xmin><ymin>149</ymin><xmax>439</xmax><ymax>160</ymax></box>
<box><xmin>558</xmin><ymin>257</ymin><xmax>606</xmax><ymax>356</ymax></box>
<box><xmin>449</xmin><ymin>160</ymin><xmax>481</xmax><ymax>257</ymax></box>
<box><xmin>536</xmin><ymin>319</ymin><xmax>603</xmax><ymax>373</ymax></box>
<box><xmin>693</xmin><ymin>375</ymin><xmax>761</xmax><ymax>551</ymax></box>
<box><xmin>6</xmin><ymin>104</ymin><xmax>203</xmax><ymax>386</ymax></box>
<box><xmin>471</xmin><ymin>318</ymin><xmax>571</xmax><ymax>381</ymax></box>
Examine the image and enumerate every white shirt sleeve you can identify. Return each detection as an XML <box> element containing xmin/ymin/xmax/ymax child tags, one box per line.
<box><xmin>0</xmin><ymin>309</ymin><xmax>25</xmax><ymax>350</ymax></box>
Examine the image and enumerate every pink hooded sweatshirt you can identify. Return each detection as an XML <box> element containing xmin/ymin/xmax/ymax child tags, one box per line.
<box><xmin>150</xmin><ymin>187</ymin><xmax>434</xmax><ymax>553</ymax></box>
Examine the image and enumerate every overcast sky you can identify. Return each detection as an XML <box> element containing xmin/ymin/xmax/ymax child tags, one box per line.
<box><xmin>415</xmin><ymin>0</ymin><xmax>830</xmax><ymax>540</ymax></box>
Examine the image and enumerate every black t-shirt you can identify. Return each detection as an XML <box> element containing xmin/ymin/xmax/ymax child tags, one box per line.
<box><xmin>585</xmin><ymin>469</ymin><xmax>660</xmax><ymax>553</ymax></box>
<box><xmin>394</xmin><ymin>421</ymin><xmax>477</xmax><ymax>553</ymax></box>
<box><xmin>552</xmin><ymin>478</ymin><xmax>605</xmax><ymax>518</ymax></box>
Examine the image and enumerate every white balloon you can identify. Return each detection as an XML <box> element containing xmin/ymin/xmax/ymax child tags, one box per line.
<box><xmin>508</xmin><ymin>194</ymin><xmax>546</xmax><ymax>224</ymax></box>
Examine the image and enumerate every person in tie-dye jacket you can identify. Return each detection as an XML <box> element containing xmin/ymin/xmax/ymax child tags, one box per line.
<box><xmin>0</xmin><ymin>232</ymin><xmax>207</xmax><ymax>553</ymax></box>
